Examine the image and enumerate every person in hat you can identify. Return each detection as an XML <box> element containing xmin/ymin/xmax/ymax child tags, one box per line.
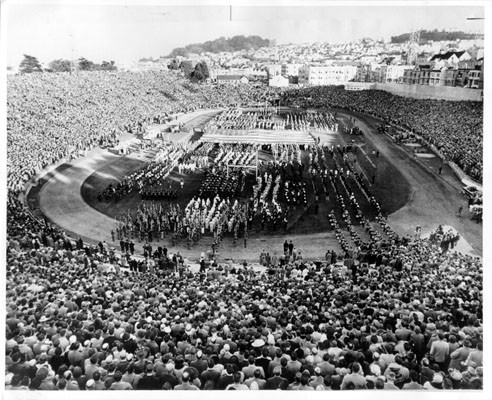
<box><xmin>85</xmin><ymin>379</ymin><xmax>96</xmax><ymax>391</ymax></box>
<box><xmin>309</xmin><ymin>367</ymin><xmax>326</xmax><ymax>389</ymax></box>
<box><xmin>448</xmin><ymin>369</ymin><xmax>463</xmax><ymax>389</ymax></box>
<box><xmin>423</xmin><ymin>373</ymin><xmax>443</xmax><ymax>390</ymax></box>
<box><xmin>383</xmin><ymin>372</ymin><xmax>399</xmax><ymax>390</ymax></box>
<box><xmin>190</xmin><ymin>350</ymin><xmax>207</xmax><ymax>375</ymax></box>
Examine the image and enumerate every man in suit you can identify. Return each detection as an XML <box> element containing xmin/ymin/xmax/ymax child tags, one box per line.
<box><xmin>265</xmin><ymin>366</ymin><xmax>288</xmax><ymax>390</ymax></box>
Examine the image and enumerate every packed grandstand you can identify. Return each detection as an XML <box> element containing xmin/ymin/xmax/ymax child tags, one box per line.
<box><xmin>6</xmin><ymin>70</ymin><xmax>483</xmax><ymax>391</ymax></box>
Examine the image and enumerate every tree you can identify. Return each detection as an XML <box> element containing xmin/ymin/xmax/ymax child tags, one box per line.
<box><xmin>100</xmin><ymin>61</ymin><xmax>117</xmax><ymax>71</ymax></box>
<box><xmin>168</xmin><ymin>59</ymin><xmax>180</xmax><ymax>70</ymax></box>
<box><xmin>179</xmin><ymin>60</ymin><xmax>194</xmax><ymax>79</ymax></box>
<box><xmin>19</xmin><ymin>54</ymin><xmax>42</xmax><ymax>73</ymax></box>
<box><xmin>190</xmin><ymin>61</ymin><xmax>210</xmax><ymax>82</ymax></box>
<box><xmin>199</xmin><ymin>61</ymin><xmax>210</xmax><ymax>79</ymax></box>
<box><xmin>48</xmin><ymin>59</ymin><xmax>72</xmax><ymax>73</ymax></box>
<box><xmin>191</xmin><ymin>63</ymin><xmax>204</xmax><ymax>82</ymax></box>
<box><xmin>77</xmin><ymin>57</ymin><xmax>94</xmax><ymax>71</ymax></box>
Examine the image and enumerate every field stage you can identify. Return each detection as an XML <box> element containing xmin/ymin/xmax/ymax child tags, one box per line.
<box><xmin>32</xmin><ymin>107</ymin><xmax>482</xmax><ymax>260</ymax></box>
<box><xmin>81</xmin><ymin>107</ymin><xmax>411</xmax><ymax>246</ymax></box>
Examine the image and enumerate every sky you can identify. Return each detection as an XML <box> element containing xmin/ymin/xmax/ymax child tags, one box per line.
<box><xmin>3</xmin><ymin>1</ymin><xmax>486</xmax><ymax>66</ymax></box>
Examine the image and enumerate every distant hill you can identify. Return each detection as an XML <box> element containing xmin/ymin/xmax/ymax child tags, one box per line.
<box><xmin>391</xmin><ymin>29</ymin><xmax>483</xmax><ymax>44</ymax></box>
<box><xmin>168</xmin><ymin>35</ymin><xmax>271</xmax><ymax>57</ymax></box>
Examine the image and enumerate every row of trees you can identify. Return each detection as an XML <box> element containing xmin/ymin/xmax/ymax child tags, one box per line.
<box><xmin>391</xmin><ymin>29</ymin><xmax>483</xmax><ymax>44</ymax></box>
<box><xmin>169</xmin><ymin>35</ymin><xmax>270</xmax><ymax>57</ymax></box>
<box><xmin>18</xmin><ymin>54</ymin><xmax>117</xmax><ymax>74</ymax></box>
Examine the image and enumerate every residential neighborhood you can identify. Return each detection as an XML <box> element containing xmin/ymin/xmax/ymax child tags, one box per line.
<box><xmin>116</xmin><ymin>34</ymin><xmax>484</xmax><ymax>91</ymax></box>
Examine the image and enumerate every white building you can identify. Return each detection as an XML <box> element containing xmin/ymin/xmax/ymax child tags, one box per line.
<box><xmin>269</xmin><ymin>75</ymin><xmax>289</xmax><ymax>87</ymax></box>
<box><xmin>298</xmin><ymin>65</ymin><xmax>358</xmax><ymax>86</ymax></box>
<box><xmin>281</xmin><ymin>63</ymin><xmax>303</xmax><ymax>77</ymax></box>
<box><xmin>380</xmin><ymin>65</ymin><xmax>414</xmax><ymax>83</ymax></box>
<box><xmin>265</xmin><ymin>64</ymin><xmax>282</xmax><ymax>78</ymax></box>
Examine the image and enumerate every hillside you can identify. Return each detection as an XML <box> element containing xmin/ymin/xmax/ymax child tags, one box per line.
<box><xmin>391</xmin><ymin>29</ymin><xmax>483</xmax><ymax>44</ymax></box>
<box><xmin>168</xmin><ymin>35</ymin><xmax>271</xmax><ymax>57</ymax></box>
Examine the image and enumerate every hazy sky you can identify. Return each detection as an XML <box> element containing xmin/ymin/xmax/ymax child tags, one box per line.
<box><xmin>4</xmin><ymin>1</ymin><xmax>485</xmax><ymax>66</ymax></box>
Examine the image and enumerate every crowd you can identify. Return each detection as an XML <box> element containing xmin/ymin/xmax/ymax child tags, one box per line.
<box><xmin>199</xmin><ymin>167</ymin><xmax>246</xmax><ymax>199</ymax></box>
<box><xmin>204</xmin><ymin>108</ymin><xmax>338</xmax><ymax>134</ymax></box>
<box><xmin>282</xmin><ymin>86</ymin><xmax>483</xmax><ymax>182</ymax></box>
<box><xmin>99</xmin><ymin>142</ymin><xmax>199</xmax><ymax>202</ymax></box>
<box><xmin>6</xmin><ymin>71</ymin><xmax>483</xmax><ymax>392</ymax></box>
<box><xmin>7</xmin><ymin>71</ymin><xmax>280</xmax><ymax>193</ymax></box>
<box><xmin>114</xmin><ymin>194</ymin><xmax>250</xmax><ymax>247</ymax></box>
<box><xmin>6</xmin><ymin>189</ymin><xmax>483</xmax><ymax>390</ymax></box>
<box><xmin>205</xmin><ymin>108</ymin><xmax>282</xmax><ymax>131</ymax></box>
<box><xmin>283</xmin><ymin>111</ymin><xmax>338</xmax><ymax>132</ymax></box>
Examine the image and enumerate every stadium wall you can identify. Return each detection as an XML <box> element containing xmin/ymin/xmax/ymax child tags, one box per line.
<box><xmin>374</xmin><ymin>83</ymin><xmax>483</xmax><ymax>101</ymax></box>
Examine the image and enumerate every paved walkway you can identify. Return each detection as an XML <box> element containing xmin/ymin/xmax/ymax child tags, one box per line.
<box><xmin>36</xmin><ymin>108</ymin><xmax>482</xmax><ymax>262</ymax></box>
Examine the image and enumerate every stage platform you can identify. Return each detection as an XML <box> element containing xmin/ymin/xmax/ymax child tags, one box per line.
<box><xmin>199</xmin><ymin>128</ymin><xmax>318</xmax><ymax>145</ymax></box>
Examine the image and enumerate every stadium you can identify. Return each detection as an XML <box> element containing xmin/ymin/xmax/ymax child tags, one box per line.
<box><xmin>6</xmin><ymin>67</ymin><xmax>483</xmax><ymax>392</ymax></box>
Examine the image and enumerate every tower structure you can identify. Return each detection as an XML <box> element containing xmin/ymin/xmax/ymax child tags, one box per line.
<box><xmin>407</xmin><ymin>29</ymin><xmax>421</xmax><ymax>65</ymax></box>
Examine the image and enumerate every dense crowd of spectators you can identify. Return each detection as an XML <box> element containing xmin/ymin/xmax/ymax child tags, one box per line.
<box><xmin>282</xmin><ymin>86</ymin><xmax>483</xmax><ymax>182</ymax></box>
<box><xmin>6</xmin><ymin>192</ymin><xmax>483</xmax><ymax>390</ymax></box>
<box><xmin>7</xmin><ymin>71</ymin><xmax>279</xmax><ymax>192</ymax></box>
<box><xmin>6</xmin><ymin>71</ymin><xmax>483</xmax><ymax>392</ymax></box>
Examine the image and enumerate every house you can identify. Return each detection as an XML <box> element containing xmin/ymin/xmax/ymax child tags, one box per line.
<box><xmin>379</xmin><ymin>65</ymin><xmax>414</xmax><ymax>84</ymax></box>
<box><xmin>403</xmin><ymin>65</ymin><xmax>432</xmax><ymax>85</ymax></box>
<box><xmin>430</xmin><ymin>51</ymin><xmax>471</xmax><ymax>68</ymax></box>
<box><xmin>216</xmin><ymin>75</ymin><xmax>249</xmax><ymax>85</ymax></box>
